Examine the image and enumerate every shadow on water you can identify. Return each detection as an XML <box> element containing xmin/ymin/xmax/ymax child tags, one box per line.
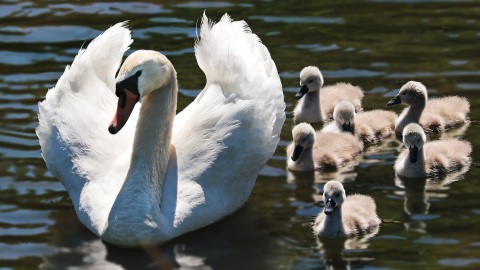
<box><xmin>41</xmin><ymin>204</ymin><xmax>286</xmax><ymax>270</ymax></box>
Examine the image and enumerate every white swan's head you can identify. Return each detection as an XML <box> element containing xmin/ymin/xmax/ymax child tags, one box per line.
<box><xmin>109</xmin><ymin>50</ymin><xmax>174</xmax><ymax>134</ymax></box>
<box><xmin>322</xmin><ymin>180</ymin><xmax>346</xmax><ymax>215</ymax></box>
<box><xmin>402</xmin><ymin>123</ymin><xmax>426</xmax><ymax>163</ymax></box>
<box><xmin>387</xmin><ymin>81</ymin><xmax>428</xmax><ymax>107</ymax></box>
<box><xmin>295</xmin><ymin>66</ymin><xmax>324</xmax><ymax>99</ymax></box>
<box><xmin>333</xmin><ymin>101</ymin><xmax>355</xmax><ymax>134</ymax></box>
<box><xmin>291</xmin><ymin>123</ymin><xmax>315</xmax><ymax>161</ymax></box>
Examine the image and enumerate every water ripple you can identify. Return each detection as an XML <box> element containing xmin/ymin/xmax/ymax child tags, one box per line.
<box><xmin>250</xmin><ymin>15</ymin><xmax>344</xmax><ymax>24</ymax></box>
<box><xmin>0</xmin><ymin>26</ymin><xmax>101</xmax><ymax>44</ymax></box>
<box><xmin>134</xmin><ymin>26</ymin><xmax>197</xmax><ymax>39</ymax></box>
<box><xmin>49</xmin><ymin>2</ymin><xmax>170</xmax><ymax>15</ymax></box>
<box><xmin>0</xmin><ymin>209</ymin><xmax>52</xmax><ymax>225</ymax></box>
<box><xmin>438</xmin><ymin>258</ymin><xmax>480</xmax><ymax>267</ymax></box>
<box><xmin>415</xmin><ymin>237</ymin><xmax>459</xmax><ymax>245</ymax></box>
<box><xmin>0</xmin><ymin>51</ymin><xmax>70</xmax><ymax>65</ymax></box>
<box><xmin>0</xmin><ymin>243</ymin><xmax>55</xmax><ymax>260</ymax></box>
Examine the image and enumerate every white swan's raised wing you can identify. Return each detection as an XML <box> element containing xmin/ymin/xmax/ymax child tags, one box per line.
<box><xmin>36</xmin><ymin>23</ymin><xmax>136</xmax><ymax>234</ymax></box>
<box><xmin>167</xmin><ymin>14</ymin><xmax>285</xmax><ymax>233</ymax></box>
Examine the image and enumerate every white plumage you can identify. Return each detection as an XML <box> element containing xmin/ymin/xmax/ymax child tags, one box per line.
<box><xmin>37</xmin><ymin>14</ymin><xmax>285</xmax><ymax>247</ymax></box>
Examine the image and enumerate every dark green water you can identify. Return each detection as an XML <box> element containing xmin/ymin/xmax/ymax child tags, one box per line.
<box><xmin>1</xmin><ymin>0</ymin><xmax>479</xmax><ymax>269</ymax></box>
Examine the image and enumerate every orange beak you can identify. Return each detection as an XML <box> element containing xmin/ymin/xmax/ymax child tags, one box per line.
<box><xmin>108</xmin><ymin>89</ymin><xmax>139</xmax><ymax>134</ymax></box>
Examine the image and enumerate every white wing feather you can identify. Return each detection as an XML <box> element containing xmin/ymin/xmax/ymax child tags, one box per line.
<box><xmin>166</xmin><ymin>14</ymin><xmax>285</xmax><ymax>232</ymax></box>
<box><xmin>37</xmin><ymin>23</ymin><xmax>137</xmax><ymax>233</ymax></box>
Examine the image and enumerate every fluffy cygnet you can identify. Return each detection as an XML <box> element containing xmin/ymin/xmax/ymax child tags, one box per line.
<box><xmin>287</xmin><ymin>123</ymin><xmax>363</xmax><ymax>171</ymax></box>
<box><xmin>395</xmin><ymin>123</ymin><xmax>472</xmax><ymax>178</ymax></box>
<box><xmin>322</xmin><ymin>101</ymin><xmax>398</xmax><ymax>144</ymax></box>
<box><xmin>387</xmin><ymin>81</ymin><xmax>470</xmax><ymax>135</ymax></box>
<box><xmin>293</xmin><ymin>66</ymin><xmax>364</xmax><ymax>123</ymax></box>
<box><xmin>313</xmin><ymin>180</ymin><xmax>381</xmax><ymax>238</ymax></box>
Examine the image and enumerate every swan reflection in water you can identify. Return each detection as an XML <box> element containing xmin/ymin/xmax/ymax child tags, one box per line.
<box><xmin>40</xmin><ymin>204</ymin><xmax>284</xmax><ymax>270</ymax></box>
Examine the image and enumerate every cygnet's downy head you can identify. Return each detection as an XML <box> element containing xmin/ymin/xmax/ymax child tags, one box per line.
<box><xmin>291</xmin><ymin>123</ymin><xmax>316</xmax><ymax>161</ymax></box>
<box><xmin>295</xmin><ymin>66</ymin><xmax>324</xmax><ymax>100</ymax></box>
<box><xmin>322</xmin><ymin>180</ymin><xmax>346</xmax><ymax>215</ymax></box>
<box><xmin>333</xmin><ymin>101</ymin><xmax>356</xmax><ymax>134</ymax></box>
<box><xmin>402</xmin><ymin>123</ymin><xmax>426</xmax><ymax>163</ymax></box>
<box><xmin>387</xmin><ymin>81</ymin><xmax>428</xmax><ymax>107</ymax></box>
<box><xmin>109</xmin><ymin>50</ymin><xmax>175</xmax><ymax>134</ymax></box>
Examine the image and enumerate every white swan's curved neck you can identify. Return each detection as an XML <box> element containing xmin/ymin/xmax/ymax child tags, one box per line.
<box><xmin>128</xmin><ymin>71</ymin><xmax>178</xmax><ymax>201</ymax></box>
<box><xmin>103</xmin><ymin>70</ymin><xmax>177</xmax><ymax>243</ymax></box>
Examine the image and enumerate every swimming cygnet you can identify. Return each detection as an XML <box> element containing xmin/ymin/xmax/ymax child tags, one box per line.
<box><xmin>313</xmin><ymin>180</ymin><xmax>381</xmax><ymax>238</ymax></box>
<box><xmin>387</xmin><ymin>81</ymin><xmax>470</xmax><ymax>135</ymax></box>
<box><xmin>395</xmin><ymin>123</ymin><xmax>472</xmax><ymax>178</ymax></box>
<box><xmin>287</xmin><ymin>123</ymin><xmax>363</xmax><ymax>171</ymax></box>
<box><xmin>293</xmin><ymin>66</ymin><xmax>364</xmax><ymax>123</ymax></box>
<box><xmin>322</xmin><ymin>101</ymin><xmax>398</xmax><ymax>144</ymax></box>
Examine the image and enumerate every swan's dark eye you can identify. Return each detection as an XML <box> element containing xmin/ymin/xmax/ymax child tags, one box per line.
<box><xmin>309</xmin><ymin>79</ymin><xmax>313</xmax><ymax>83</ymax></box>
<box><xmin>402</xmin><ymin>92</ymin><xmax>406</xmax><ymax>95</ymax></box>
<box><xmin>135</xmin><ymin>70</ymin><xmax>142</xmax><ymax>77</ymax></box>
<box><xmin>335</xmin><ymin>193</ymin><xmax>339</xmax><ymax>198</ymax></box>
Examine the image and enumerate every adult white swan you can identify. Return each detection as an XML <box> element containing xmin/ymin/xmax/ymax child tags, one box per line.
<box><xmin>36</xmin><ymin>14</ymin><xmax>285</xmax><ymax>247</ymax></box>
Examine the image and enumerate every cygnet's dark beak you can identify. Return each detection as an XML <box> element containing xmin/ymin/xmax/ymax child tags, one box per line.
<box><xmin>387</xmin><ymin>95</ymin><xmax>401</xmax><ymax>106</ymax></box>
<box><xmin>295</xmin><ymin>85</ymin><xmax>309</xmax><ymax>100</ymax></box>
<box><xmin>409</xmin><ymin>146</ymin><xmax>419</xmax><ymax>163</ymax></box>
<box><xmin>341</xmin><ymin>122</ymin><xmax>355</xmax><ymax>134</ymax></box>
<box><xmin>324</xmin><ymin>198</ymin><xmax>336</xmax><ymax>215</ymax></box>
<box><xmin>291</xmin><ymin>145</ymin><xmax>304</xmax><ymax>161</ymax></box>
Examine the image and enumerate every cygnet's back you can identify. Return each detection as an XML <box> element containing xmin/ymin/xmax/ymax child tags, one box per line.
<box><xmin>313</xmin><ymin>181</ymin><xmax>381</xmax><ymax>238</ymax></box>
<box><xmin>355</xmin><ymin>110</ymin><xmax>398</xmax><ymax>144</ymax></box>
<box><xmin>312</xmin><ymin>132</ymin><xmax>363</xmax><ymax>169</ymax></box>
<box><xmin>321</xmin><ymin>83</ymin><xmax>364</xmax><ymax>121</ymax></box>
<box><xmin>420</xmin><ymin>96</ymin><xmax>470</xmax><ymax>132</ymax></box>
<box><xmin>423</xmin><ymin>139</ymin><xmax>472</xmax><ymax>177</ymax></box>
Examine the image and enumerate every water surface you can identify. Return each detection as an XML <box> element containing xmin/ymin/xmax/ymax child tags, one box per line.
<box><xmin>1</xmin><ymin>0</ymin><xmax>479</xmax><ymax>269</ymax></box>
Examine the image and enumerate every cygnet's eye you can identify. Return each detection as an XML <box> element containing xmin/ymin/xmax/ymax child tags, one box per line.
<box><xmin>135</xmin><ymin>70</ymin><xmax>142</xmax><ymax>77</ymax></box>
<box><xmin>309</xmin><ymin>79</ymin><xmax>314</xmax><ymax>83</ymax></box>
<box><xmin>335</xmin><ymin>193</ymin><xmax>340</xmax><ymax>198</ymax></box>
<box><xmin>302</xmin><ymin>137</ymin><xmax>307</xmax><ymax>142</ymax></box>
<box><xmin>402</xmin><ymin>92</ymin><xmax>406</xmax><ymax>95</ymax></box>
